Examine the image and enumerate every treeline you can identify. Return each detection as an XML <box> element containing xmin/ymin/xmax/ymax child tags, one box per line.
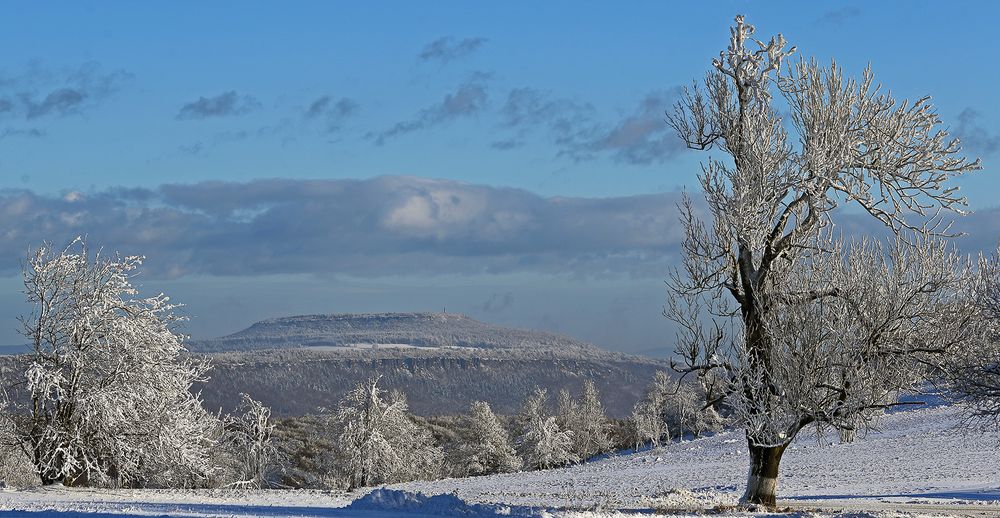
<box><xmin>255</xmin><ymin>372</ymin><xmax>722</xmax><ymax>490</ymax></box>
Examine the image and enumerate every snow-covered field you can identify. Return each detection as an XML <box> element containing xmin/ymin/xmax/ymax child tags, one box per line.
<box><xmin>2</xmin><ymin>404</ymin><xmax>998</xmax><ymax>517</ymax></box>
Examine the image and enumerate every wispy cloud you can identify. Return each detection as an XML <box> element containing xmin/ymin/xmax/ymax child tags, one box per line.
<box><xmin>574</xmin><ymin>89</ymin><xmax>684</xmax><ymax>165</ymax></box>
<box><xmin>176</xmin><ymin>91</ymin><xmax>261</xmax><ymax>120</ymax></box>
<box><xmin>955</xmin><ymin>108</ymin><xmax>1000</xmax><ymax>156</ymax></box>
<box><xmin>496</xmin><ymin>87</ymin><xmax>682</xmax><ymax>165</ymax></box>
<box><xmin>418</xmin><ymin>37</ymin><xmax>488</xmax><ymax>63</ymax></box>
<box><xmin>303</xmin><ymin>95</ymin><xmax>359</xmax><ymax>133</ymax></box>
<box><xmin>0</xmin><ymin>61</ymin><xmax>130</xmax><ymax>121</ymax></box>
<box><xmin>0</xmin><ymin>127</ymin><xmax>45</xmax><ymax>139</ymax></box>
<box><xmin>371</xmin><ymin>75</ymin><xmax>489</xmax><ymax>144</ymax></box>
<box><xmin>814</xmin><ymin>6</ymin><xmax>861</xmax><ymax>26</ymax></box>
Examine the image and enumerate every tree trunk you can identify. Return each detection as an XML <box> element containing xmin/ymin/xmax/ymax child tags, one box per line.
<box><xmin>741</xmin><ymin>441</ymin><xmax>786</xmax><ymax>508</ymax></box>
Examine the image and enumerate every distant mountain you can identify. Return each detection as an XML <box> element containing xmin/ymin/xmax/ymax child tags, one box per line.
<box><xmin>189</xmin><ymin>312</ymin><xmax>604</xmax><ymax>357</ymax></box>
<box><xmin>191</xmin><ymin>312</ymin><xmax>666</xmax><ymax>417</ymax></box>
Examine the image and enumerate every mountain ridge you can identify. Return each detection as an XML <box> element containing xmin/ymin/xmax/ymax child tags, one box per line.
<box><xmin>188</xmin><ymin>312</ymin><xmax>609</xmax><ymax>357</ymax></box>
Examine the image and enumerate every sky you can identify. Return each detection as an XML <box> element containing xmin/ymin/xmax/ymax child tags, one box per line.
<box><xmin>0</xmin><ymin>1</ymin><xmax>998</xmax><ymax>355</ymax></box>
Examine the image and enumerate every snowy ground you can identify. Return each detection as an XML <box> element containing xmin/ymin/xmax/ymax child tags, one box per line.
<box><xmin>1</xmin><ymin>404</ymin><xmax>998</xmax><ymax>517</ymax></box>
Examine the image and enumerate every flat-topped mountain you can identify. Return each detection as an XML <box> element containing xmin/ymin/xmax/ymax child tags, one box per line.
<box><xmin>186</xmin><ymin>312</ymin><xmax>665</xmax><ymax>417</ymax></box>
<box><xmin>189</xmin><ymin>312</ymin><xmax>602</xmax><ymax>356</ymax></box>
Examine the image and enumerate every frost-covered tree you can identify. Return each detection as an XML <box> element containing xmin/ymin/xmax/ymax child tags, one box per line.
<box><xmin>457</xmin><ymin>400</ymin><xmax>521</xmax><ymax>476</ymax></box>
<box><xmin>332</xmin><ymin>376</ymin><xmax>442</xmax><ymax>489</ymax></box>
<box><xmin>220</xmin><ymin>394</ymin><xmax>277</xmax><ymax>488</ymax></box>
<box><xmin>516</xmin><ymin>388</ymin><xmax>577</xmax><ymax>469</ymax></box>
<box><xmin>664</xmin><ymin>16</ymin><xmax>980</xmax><ymax>507</ymax></box>
<box><xmin>670</xmin><ymin>382</ymin><xmax>724</xmax><ymax>440</ymax></box>
<box><xmin>947</xmin><ymin>248</ymin><xmax>1000</xmax><ymax>427</ymax></box>
<box><xmin>631</xmin><ymin>372</ymin><xmax>723</xmax><ymax>449</ymax></box>
<box><xmin>630</xmin><ymin>399</ymin><xmax>666</xmax><ymax>450</ymax></box>
<box><xmin>630</xmin><ymin>371</ymin><xmax>671</xmax><ymax>448</ymax></box>
<box><xmin>557</xmin><ymin>381</ymin><xmax>612</xmax><ymax>461</ymax></box>
<box><xmin>18</xmin><ymin>238</ymin><xmax>218</xmax><ymax>487</ymax></box>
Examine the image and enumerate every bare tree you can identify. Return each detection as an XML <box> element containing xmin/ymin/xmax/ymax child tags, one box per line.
<box><xmin>665</xmin><ymin>16</ymin><xmax>980</xmax><ymax>507</ymax></box>
<box><xmin>17</xmin><ymin>238</ymin><xmax>217</xmax><ymax>488</ymax></box>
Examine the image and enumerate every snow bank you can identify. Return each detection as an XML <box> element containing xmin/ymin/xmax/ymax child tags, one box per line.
<box><xmin>348</xmin><ymin>488</ymin><xmax>532</xmax><ymax>516</ymax></box>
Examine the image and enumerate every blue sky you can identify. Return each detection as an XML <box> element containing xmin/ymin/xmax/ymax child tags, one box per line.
<box><xmin>0</xmin><ymin>1</ymin><xmax>998</xmax><ymax>354</ymax></box>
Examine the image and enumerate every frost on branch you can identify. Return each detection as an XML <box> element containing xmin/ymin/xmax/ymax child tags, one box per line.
<box><xmin>18</xmin><ymin>238</ymin><xmax>218</xmax><ymax>487</ymax></box>
<box><xmin>664</xmin><ymin>14</ymin><xmax>981</xmax><ymax>507</ymax></box>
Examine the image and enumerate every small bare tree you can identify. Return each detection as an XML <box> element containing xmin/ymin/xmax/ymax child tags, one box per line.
<box><xmin>665</xmin><ymin>16</ymin><xmax>980</xmax><ymax>507</ymax></box>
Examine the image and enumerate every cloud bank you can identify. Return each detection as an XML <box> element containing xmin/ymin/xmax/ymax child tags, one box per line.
<box><xmin>2</xmin><ymin>177</ymin><xmax>995</xmax><ymax>281</ymax></box>
<box><xmin>0</xmin><ymin>177</ymin><xmax>687</xmax><ymax>279</ymax></box>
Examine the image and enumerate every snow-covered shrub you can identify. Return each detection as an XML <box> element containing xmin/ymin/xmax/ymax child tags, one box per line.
<box><xmin>18</xmin><ymin>239</ymin><xmax>218</xmax><ymax>487</ymax></box>
<box><xmin>332</xmin><ymin>376</ymin><xmax>443</xmax><ymax>489</ymax></box>
<box><xmin>456</xmin><ymin>400</ymin><xmax>521</xmax><ymax>476</ymax></box>
<box><xmin>631</xmin><ymin>398</ymin><xmax>667</xmax><ymax>449</ymax></box>
<box><xmin>267</xmin><ymin>413</ymin><xmax>339</xmax><ymax>489</ymax></box>
<box><xmin>516</xmin><ymin>388</ymin><xmax>577</xmax><ymax>469</ymax></box>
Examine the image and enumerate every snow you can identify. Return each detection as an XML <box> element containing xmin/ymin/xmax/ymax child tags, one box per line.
<box><xmin>396</xmin><ymin>404</ymin><xmax>1000</xmax><ymax>514</ymax></box>
<box><xmin>1</xmin><ymin>404</ymin><xmax>999</xmax><ymax>517</ymax></box>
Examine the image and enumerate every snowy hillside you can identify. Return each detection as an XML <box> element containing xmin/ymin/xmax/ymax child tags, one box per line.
<box><xmin>198</xmin><ymin>347</ymin><xmax>663</xmax><ymax>417</ymax></box>
<box><xmin>3</xmin><ymin>403</ymin><xmax>998</xmax><ymax>517</ymax></box>
<box><xmin>397</xmin><ymin>403</ymin><xmax>1000</xmax><ymax>514</ymax></box>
